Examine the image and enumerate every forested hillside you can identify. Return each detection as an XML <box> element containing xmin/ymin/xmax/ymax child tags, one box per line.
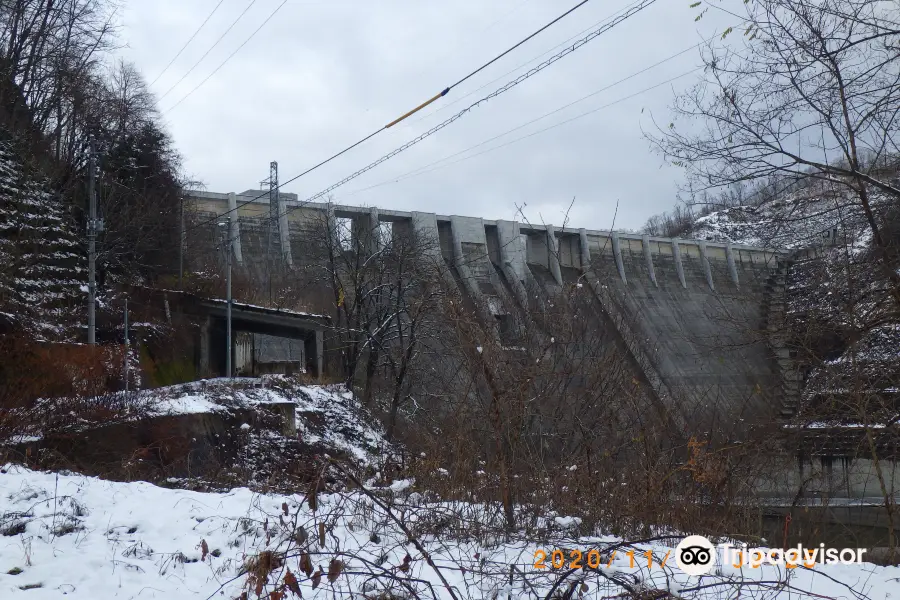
<box><xmin>0</xmin><ymin>0</ymin><xmax>184</xmax><ymax>344</ymax></box>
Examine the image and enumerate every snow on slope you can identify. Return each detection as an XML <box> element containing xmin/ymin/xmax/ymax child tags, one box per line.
<box><xmin>1</xmin><ymin>466</ymin><xmax>898</xmax><ymax>599</ymax></box>
<box><xmin>0</xmin><ymin>135</ymin><xmax>85</xmax><ymax>339</ymax></box>
<box><xmin>5</xmin><ymin>378</ymin><xmax>390</xmax><ymax>469</ymax></box>
<box><xmin>691</xmin><ymin>187</ymin><xmax>900</xmax><ymax>426</ymax></box>
<box><xmin>150</xmin><ymin>378</ymin><xmax>391</xmax><ymax>466</ymax></box>
<box><xmin>688</xmin><ymin>189</ymin><xmax>875</xmax><ymax>250</ymax></box>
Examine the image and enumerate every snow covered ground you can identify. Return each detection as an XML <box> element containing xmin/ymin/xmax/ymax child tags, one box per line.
<box><xmin>1</xmin><ymin>466</ymin><xmax>897</xmax><ymax>599</ymax></box>
<box><xmin>5</xmin><ymin>379</ymin><xmax>390</xmax><ymax>468</ymax></box>
<box><xmin>149</xmin><ymin>378</ymin><xmax>392</xmax><ymax>467</ymax></box>
<box><xmin>688</xmin><ymin>190</ymin><xmax>874</xmax><ymax>250</ymax></box>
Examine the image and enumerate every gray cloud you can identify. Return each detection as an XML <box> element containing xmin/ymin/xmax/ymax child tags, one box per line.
<box><xmin>121</xmin><ymin>0</ymin><xmax>734</xmax><ymax>230</ymax></box>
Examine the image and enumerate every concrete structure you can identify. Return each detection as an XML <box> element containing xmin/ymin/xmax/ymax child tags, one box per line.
<box><xmin>131</xmin><ymin>286</ymin><xmax>329</xmax><ymax>380</ymax></box>
<box><xmin>188</xmin><ymin>189</ymin><xmax>789</xmax><ymax>417</ymax></box>
<box><xmin>234</xmin><ymin>332</ymin><xmax>308</xmax><ymax>376</ymax></box>
<box><xmin>196</xmin><ymin>297</ymin><xmax>328</xmax><ymax>379</ymax></box>
<box><xmin>185</xmin><ymin>190</ymin><xmax>899</xmax><ymax>545</ymax></box>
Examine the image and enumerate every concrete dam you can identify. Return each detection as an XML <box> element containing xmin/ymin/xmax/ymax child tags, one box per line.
<box><xmin>186</xmin><ymin>188</ymin><xmax>795</xmax><ymax>423</ymax></box>
<box><xmin>185</xmin><ymin>188</ymin><xmax>900</xmax><ymax>541</ymax></box>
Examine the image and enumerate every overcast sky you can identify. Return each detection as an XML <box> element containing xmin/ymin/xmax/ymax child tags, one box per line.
<box><xmin>120</xmin><ymin>0</ymin><xmax>734</xmax><ymax>231</ymax></box>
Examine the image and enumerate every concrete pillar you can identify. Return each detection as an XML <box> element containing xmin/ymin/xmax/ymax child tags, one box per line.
<box><xmin>449</xmin><ymin>216</ymin><xmax>466</xmax><ymax>260</ymax></box>
<box><xmin>199</xmin><ymin>316</ymin><xmax>211</xmax><ymax>377</ymax></box>
<box><xmin>278</xmin><ymin>194</ymin><xmax>293</xmax><ymax>266</ymax></box>
<box><xmin>726</xmin><ymin>243</ymin><xmax>740</xmax><ymax>287</ymax></box>
<box><xmin>227</xmin><ymin>193</ymin><xmax>244</xmax><ymax>265</ymax></box>
<box><xmin>610</xmin><ymin>232</ymin><xmax>627</xmax><ymax>286</ymax></box>
<box><xmin>496</xmin><ymin>220</ymin><xmax>527</xmax><ymax>280</ymax></box>
<box><xmin>671</xmin><ymin>238</ymin><xmax>687</xmax><ymax>288</ymax></box>
<box><xmin>410</xmin><ymin>211</ymin><xmax>442</xmax><ymax>258</ymax></box>
<box><xmin>642</xmin><ymin>234</ymin><xmax>658</xmax><ymax>287</ymax></box>
<box><xmin>325</xmin><ymin>203</ymin><xmax>339</xmax><ymax>254</ymax></box>
<box><xmin>698</xmin><ymin>241</ymin><xmax>715</xmax><ymax>291</ymax></box>
<box><xmin>496</xmin><ymin>220</ymin><xmax>528</xmax><ymax>307</ymax></box>
<box><xmin>368</xmin><ymin>207</ymin><xmax>380</xmax><ymax>255</ymax></box>
<box><xmin>546</xmin><ymin>224</ymin><xmax>563</xmax><ymax>286</ymax></box>
<box><xmin>449</xmin><ymin>216</ymin><xmax>498</xmax><ymax>339</ymax></box>
<box><xmin>449</xmin><ymin>216</ymin><xmax>484</xmax><ymax>301</ymax></box>
<box><xmin>412</xmin><ymin>211</ymin><xmax>459</xmax><ymax>292</ymax></box>
<box><xmin>315</xmin><ymin>329</ymin><xmax>324</xmax><ymax>380</ymax></box>
<box><xmin>579</xmin><ymin>228</ymin><xmax>591</xmax><ymax>270</ymax></box>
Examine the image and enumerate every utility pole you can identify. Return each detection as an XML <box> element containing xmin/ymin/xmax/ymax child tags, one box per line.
<box><xmin>87</xmin><ymin>141</ymin><xmax>103</xmax><ymax>345</ymax></box>
<box><xmin>179</xmin><ymin>194</ymin><xmax>184</xmax><ymax>289</ymax></box>
<box><xmin>220</xmin><ymin>220</ymin><xmax>233</xmax><ymax>378</ymax></box>
<box><xmin>226</xmin><ymin>217</ymin><xmax>233</xmax><ymax>379</ymax></box>
<box><xmin>268</xmin><ymin>160</ymin><xmax>278</xmax><ymax>305</ymax></box>
<box><xmin>123</xmin><ymin>298</ymin><xmax>129</xmax><ymax>391</ymax></box>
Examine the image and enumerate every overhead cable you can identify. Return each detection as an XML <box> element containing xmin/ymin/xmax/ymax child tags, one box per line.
<box><xmin>375</xmin><ymin>0</ymin><xmax>597</xmax><ymax>129</ymax></box>
<box><xmin>158</xmin><ymin>0</ymin><xmax>261</xmax><ymax>102</ymax></box>
<box><xmin>288</xmin><ymin>0</ymin><xmax>660</xmax><ymax>208</ymax></box>
<box><xmin>446</xmin><ymin>0</ymin><xmax>591</xmax><ymax>92</ymax></box>
<box><xmin>150</xmin><ymin>0</ymin><xmax>227</xmax><ymax>86</ymax></box>
<box><xmin>343</xmin><ymin>69</ymin><xmax>701</xmax><ymax>197</ymax></box>
<box><xmin>406</xmin><ymin>0</ymin><xmax>647</xmax><ymax>127</ymax></box>
<box><xmin>164</xmin><ymin>0</ymin><xmax>288</xmax><ymax>113</ymax></box>
<box><xmin>344</xmin><ymin>31</ymin><xmax>731</xmax><ymax>195</ymax></box>
<box><xmin>184</xmin><ymin>0</ymin><xmax>610</xmax><ymax>232</ymax></box>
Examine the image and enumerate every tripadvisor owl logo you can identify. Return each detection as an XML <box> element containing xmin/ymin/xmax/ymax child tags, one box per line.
<box><xmin>676</xmin><ymin>535</ymin><xmax>716</xmax><ymax>575</ymax></box>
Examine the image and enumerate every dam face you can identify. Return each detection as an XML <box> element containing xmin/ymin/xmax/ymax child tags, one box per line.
<box><xmin>186</xmin><ymin>189</ymin><xmax>792</xmax><ymax>421</ymax></box>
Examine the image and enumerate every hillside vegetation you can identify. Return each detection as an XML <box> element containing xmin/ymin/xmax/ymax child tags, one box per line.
<box><xmin>0</xmin><ymin>136</ymin><xmax>84</xmax><ymax>337</ymax></box>
<box><xmin>0</xmin><ymin>0</ymin><xmax>185</xmax><ymax>343</ymax></box>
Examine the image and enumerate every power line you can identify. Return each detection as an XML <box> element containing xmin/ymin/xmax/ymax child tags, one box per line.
<box><xmin>285</xmin><ymin>0</ymin><xmax>660</xmax><ymax>209</ymax></box>
<box><xmin>200</xmin><ymin>0</ymin><xmax>663</xmax><ymax>243</ymax></box>
<box><xmin>190</xmin><ymin>0</ymin><xmax>658</xmax><ymax>234</ymax></box>
<box><xmin>404</xmin><ymin>0</ymin><xmax>534</xmax><ymax>84</ymax></box>
<box><xmin>158</xmin><ymin>0</ymin><xmax>261</xmax><ymax>102</ymax></box>
<box><xmin>184</xmin><ymin>0</ymin><xmax>619</xmax><ymax>233</ymax></box>
<box><xmin>164</xmin><ymin>0</ymin><xmax>288</xmax><ymax>114</ymax></box>
<box><xmin>404</xmin><ymin>0</ymin><xmax>646</xmax><ymax>128</ymax></box>
<box><xmin>381</xmin><ymin>0</ymin><xmax>597</xmax><ymax>127</ymax></box>
<box><xmin>446</xmin><ymin>0</ymin><xmax>591</xmax><ymax>92</ymax></box>
<box><xmin>342</xmin><ymin>69</ymin><xmax>701</xmax><ymax>198</ymax></box>
<box><xmin>343</xmin><ymin>33</ymin><xmax>723</xmax><ymax>196</ymax></box>
<box><xmin>150</xmin><ymin>0</ymin><xmax>227</xmax><ymax>87</ymax></box>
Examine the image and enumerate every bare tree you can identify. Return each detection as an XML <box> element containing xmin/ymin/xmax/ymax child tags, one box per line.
<box><xmin>647</xmin><ymin>1</ymin><xmax>900</xmax><ymax>555</ymax></box>
<box><xmin>649</xmin><ymin>0</ymin><xmax>900</xmax><ymax>307</ymax></box>
<box><xmin>0</xmin><ymin>0</ymin><xmax>117</xmax><ymax>166</ymax></box>
<box><xmin>305</xmin><ymin>209</ymin><xmax>448</xmax><ymax>439</ymax></box>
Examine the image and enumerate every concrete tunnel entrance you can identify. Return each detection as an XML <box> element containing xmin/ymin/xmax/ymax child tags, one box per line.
<box><xmin>197</xmin><ymin>299</ymin><xmax>329</xmax><ymax>379</ymax></box>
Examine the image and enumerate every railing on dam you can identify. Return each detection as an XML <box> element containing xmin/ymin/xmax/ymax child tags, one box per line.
<box><xmin>187</xmin><ymin>189</ymin><xmax>783</xmax><ymax>283</ymax></box>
